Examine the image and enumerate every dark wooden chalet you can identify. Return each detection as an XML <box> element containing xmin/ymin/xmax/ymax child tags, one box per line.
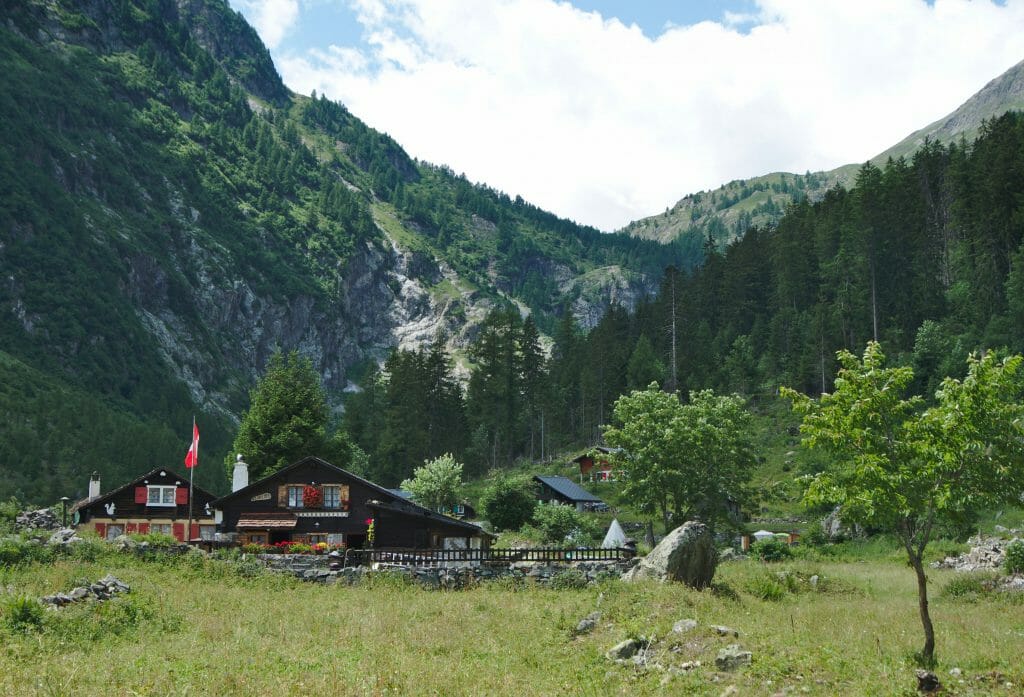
<box><xmin>534</xmin><ymin>475</ymin><xmax>607</xmax><ymax>512</ymax></box>
<box><xmin>70</xmin><ymin>469</ymin><xmax>218</xmax><ymax>542</ymax></box>
<box><xmin>213</xmin><ymin>456</ymin><xmax>489</xmax><ymax>549</ymax></box>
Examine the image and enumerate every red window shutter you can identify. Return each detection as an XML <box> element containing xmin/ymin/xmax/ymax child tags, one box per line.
<box><xmin>190</xmin><ymin>524</ymin><xmax>200</xmax><ymax>540</ymax></box>
<box><xmin>175</xmin><ymin>487</ymin><xmax>188</xmax><ymax>505</ymax></box>
<box><xmin>126</xmin><ymin>523</ymin><xmax>137</xmax><ymax>534</ymax></box>
<box><xmin>138</xmin><ymin>523</ymin><xmax>150</xmax><ymax>534</ymax></box>
<box><xmin>172</xmin><ymin>523</ymin><xmax>185</xmax><ymax>541</ymax></box>
<box><xmin>95</xmin><ymin>523</ymin><xmax>106</xmax><ymax>538</ymax></box>
<box><xmin>135</xmin><ymin>486</ymin><xmax>148</xmax><ymax>504</ymax></box>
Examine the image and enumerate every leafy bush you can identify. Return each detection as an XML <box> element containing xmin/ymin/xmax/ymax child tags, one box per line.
<box><xmin>548</xmin><ymin>570</ymin><xmax>588</xmax><ymax>590</ymax></box>
<box><xmin>750</xmin><ymin>537</ymin><xmax>793</xmax><ymax>562</ymax></box>
<box><xmin>480</xmin><ymin>476</ymin><xmax>536</xmax><ymax>532</ymax></box>
<box><xmin>526</xmin><ymin>502</ymin><xmax>601</xmax><ymax>544</ymax></box>
<box><xmin>1</xmin><ymin>596</ymin><xmax>45</xmax><ymax>633</ymax></box>
<box><xmin>129</xmin><ymin>532</ymin><xmax>180</xmax><ymax>547</ymax></box>
<box><xmin>744</xmin><ymin>573</ymin><xmax>786</xmax><ymax>601</ymax></box>
<box><xmin>0</xmin><ymin>536</ymin><xmax>56</xmax><ymax>566</ymax></box>
<box><xmin>1005</xmin><ymin>539</ymin><xmax>1024</xmax><ymax>574</ymax></box>
<box><xmin>941</xmin><ymin>572</ymin><xmax>999</xmax><ymax>600</ymax></box>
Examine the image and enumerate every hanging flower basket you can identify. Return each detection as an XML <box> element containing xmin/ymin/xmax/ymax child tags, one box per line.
<box><xmin>303</xmin><ymin>485</ymin><xmax>323</xmax><ymax>508</ymax></box>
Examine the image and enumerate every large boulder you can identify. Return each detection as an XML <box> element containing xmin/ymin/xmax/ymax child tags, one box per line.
<box><xmin>622</xmin><ymin>521</ymin><xmax>717</xmax><ymax>588</ymax></box>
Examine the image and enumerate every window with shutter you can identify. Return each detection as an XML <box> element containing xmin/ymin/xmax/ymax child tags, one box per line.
<box><xmin>172</xmin><ymin>523</ymin><xmax>185</xmax><ymax>541</ymax></box>
<box><xmin>95</xmin><ymin>523</ymin><xmax>106</xmax><ymax>538</ymax></box>
<box><xmin>175</xmin><ymin>487</ymin><xmax>188</xmax><ymax>505</ymax></box>
<box><xmin>135</xmin><ymin>487</ymin><xmax>147</xmax><ymax>504</ymax></box>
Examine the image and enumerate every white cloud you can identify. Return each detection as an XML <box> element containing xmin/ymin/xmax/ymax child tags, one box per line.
<box><xmin>272</xmin><ymin>0</ymin><xmax>1024</xmax><ymax>230</ymax></box>
<box><xmin>234</xmin><ymin>0</ymin><xmax>300</xmax><ymax>50</ymax></box>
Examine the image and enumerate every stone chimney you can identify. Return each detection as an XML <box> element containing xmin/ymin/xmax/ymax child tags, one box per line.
<box><xmin>232</xmin><ymin>454</ymin><xmax>249</xmax><ymax>492</ymax></box>
<box><xmin>88</xmin><ymin>472</ymin><xmax>101</xmax><ymax>499</ymax></box>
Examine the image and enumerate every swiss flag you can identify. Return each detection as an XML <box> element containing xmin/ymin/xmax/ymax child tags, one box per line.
<box><xmin>184</xmin><ymin>421</ymin><xmax>199</xmax><ymax>468</ymax></box>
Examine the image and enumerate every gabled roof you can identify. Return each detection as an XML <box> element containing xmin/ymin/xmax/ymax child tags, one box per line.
<box><xmin>571</xmin><ymin>446</ymin><xmax>623</xmax><ymax>463</ymax></box>
<box><xmin>534</xmin><ymin>475</ymin><xmax>603</xmax><ymax>503</ymax></box>
<box><xmin>70</xmin><ymin>467</ymin><xmax>216</xmax><ymax>513</ymax></box>
<box><xmin>366</xmin><ymin>498</ymin><xmax>490</xmax><ymax>536</ymax></box>
<box><xmin>213</xmin><ymin>456</ymin><xmax>482</xmax><ymax>533</ymax></box>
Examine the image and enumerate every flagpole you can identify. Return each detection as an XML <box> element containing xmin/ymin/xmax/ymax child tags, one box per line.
<box><xmin>187</xmin><ymin>415</ymin><xmax>195</xmax><ymax>544</ymax></box>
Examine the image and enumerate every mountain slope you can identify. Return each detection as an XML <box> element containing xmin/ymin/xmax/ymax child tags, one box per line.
<box><xmin>626</xmin><ymin>57</ymin><xmax>1024</xmax><ymax>246</ymax></box>
<box><xmin>0</xmin><ymin>0</ymin><xmax>683</xmax><ymax>501</ymax></box>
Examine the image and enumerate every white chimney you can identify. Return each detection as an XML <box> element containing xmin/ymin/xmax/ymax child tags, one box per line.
<box><xmin>88</xmin><ymin>472</ymin><xmax>101</xmax><ymax>499</ymax></box>
<box><xmin>232</xmin><ymin>454</ymin><xmax>249</xmax><ymax>492</ymax></box>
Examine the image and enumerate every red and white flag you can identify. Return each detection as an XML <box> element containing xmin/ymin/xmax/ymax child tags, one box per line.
<box><xmin>184</xmin><ymin>421</ymin><xmax>199</xmax><ymax>468</ymax></box>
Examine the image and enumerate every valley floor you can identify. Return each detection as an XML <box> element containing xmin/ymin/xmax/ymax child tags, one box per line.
<box><xmin>1</xmin><ymin>553</ymin><xmax>1022</xmax><ymax>696</ymax></box>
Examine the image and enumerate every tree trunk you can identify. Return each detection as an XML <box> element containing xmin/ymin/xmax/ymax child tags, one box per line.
<box><xmin>909</xmin><ymin>552</ymin><xmax>935</xmax><ymax>665</ymax></box>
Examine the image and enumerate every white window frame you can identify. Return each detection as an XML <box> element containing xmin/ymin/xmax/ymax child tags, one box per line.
<box><xmin>287</xmin><ymin>486</ymin><xmax>304</xmax><ymax>508</ymax></box>
<box><xmin>151</xmin><ymin>523</ymin><xmax>173</xmax><ymax>535</ymax></box>
<box><xmin>323</xmin><ymin>485</ymin><xmax>340</xmax><ymax>509</ymax></box>
<box><xmin>147</xmin><ymin>485</ymin><xmax>177</xmax><ymax>507</ymax></box>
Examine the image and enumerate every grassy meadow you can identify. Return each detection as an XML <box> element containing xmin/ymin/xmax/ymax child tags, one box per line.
<box><xmin>1</xmin><ymin>544</ymin><xmax>1022</xmax><ymax>696</ymax></box>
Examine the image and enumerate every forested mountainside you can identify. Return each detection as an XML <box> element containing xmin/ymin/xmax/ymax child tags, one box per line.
<box><xmin>345</xmin><ymin>112</ymin><xmax>1024</xmax><ymax>490</ymax></box>
<box><xmin>627</xmin><ymin>58</ymin><xmax>1024</xmax><ymax>250</ymax></box>
<box><xmin>0</xmin><ymin>0</ymin><xmax>686</xmax><ymax>502</ymax></box>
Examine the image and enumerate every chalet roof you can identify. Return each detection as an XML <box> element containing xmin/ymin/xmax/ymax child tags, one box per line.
<box><xmin>534</xmin><ymin>475</ymin><xmax>603</xmax><ymax>503</ymax></box>
<box><xmin>237</xmin><ymin>513</ymin><xmax>297</xmax><ymax>529</ymax></box>
<box><xmin>571</xmin><ymin>447</ymin><xmax>623</xmax><ymax>463</ymax></box>
<box><xmin>386</xmin><ymin>489</ymin><xmax>413</xmax><ymax>499</ymax></box>
<box><xmin>70</xmin><ymin>467</ymin><xmax>216</xmax><ymax>513</ymax></box>
<box><xmin>213</xmin><ymin>456</ymin><xmax>484</xmax><ymax>534</ymax></box>
<box><xmin>366</xmin><ymin>498</ymin><xmax>490</xmax><ymax>536</ymax></box>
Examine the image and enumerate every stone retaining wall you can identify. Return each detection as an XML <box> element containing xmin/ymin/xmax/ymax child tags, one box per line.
<box><xmin>253</xmin><ymin>554</ymin><xmax>636</xmax><ymax>588</ymax></box>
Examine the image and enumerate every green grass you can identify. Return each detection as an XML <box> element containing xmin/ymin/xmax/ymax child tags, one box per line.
<box><xmin>1</xmin><ymin>551</ymin><xmax>1022</xmax><ymax>695</ymax></box>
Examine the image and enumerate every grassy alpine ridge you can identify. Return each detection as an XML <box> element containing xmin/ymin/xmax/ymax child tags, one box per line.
<box><xmin>0</xmin><ymin>542</ymin><xmax>1022</xmax><ymax>696</ymax></box>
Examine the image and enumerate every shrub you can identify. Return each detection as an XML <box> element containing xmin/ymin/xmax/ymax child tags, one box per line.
<box><xmin>548</xmin><ymin>570</ymin><xmax>589</xmax><ymax>590</ymax></box>
<box><xmin>745</xmin><ymin>573</ymin><xmax>787</xmax><ymax>601</ymax></box>
<box><xmin>0</xmin><ymin>536</ymin><xmax>56</xmax><ymax>566</ymax></box>
<box><xmin>1</xmin><ymin>596</ymin><xmax>45</xmax><ymax>633</ymax></box>
<box><xmin>480</xmin><ymin>476</ymin><xmax>536</xmax><ymax>532</ymax></box>
<box><xmin>751</xmin><ymin>537</ymin><xmax>793</xmax><ymax>562</ymax></box>
<box><xmin>129</xmin><ymin>532</ymin><xmax>180</xmax><ymax>547</ymax></box>
<box><xmin>941</xmin><ymin>572</ymin><xmax>999</xmax><ymax>600</ymax></box>
<box><xmin>528</xmin><ymin>502</ymin><xmax>601</xmax><ymax>544</ymax></box>
<box><xmin>1004</xmin><ymin>539</ymin><xmax>1024</xmax><ymax>574</ymax></box>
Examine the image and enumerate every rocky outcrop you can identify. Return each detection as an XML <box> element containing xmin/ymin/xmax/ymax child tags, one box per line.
<box><xmin>622</xmin><ymin>521</ymin><xmax>717</xmax><ymax>588</ymax></box>
<box><xmin>933</xmin><ymin>535</ymin><xmax>1022</xmax><ymax>572</ymax></box>
<box><xmin>14</xmin><ymin>508</ymin><xmax>59</xmax><ymax>531</ymax></box>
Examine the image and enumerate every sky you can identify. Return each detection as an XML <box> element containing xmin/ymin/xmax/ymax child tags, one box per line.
<box><xmin>230</xmin><ymin>0</ymin><xmax>1024</xmax><ymax>231</ymax></box>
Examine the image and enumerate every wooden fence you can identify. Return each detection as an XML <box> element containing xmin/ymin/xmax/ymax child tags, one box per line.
<box><xmin>341</xmin><ymin>546</ymin><xmax>629</xmax><ymax>568</ymax></box>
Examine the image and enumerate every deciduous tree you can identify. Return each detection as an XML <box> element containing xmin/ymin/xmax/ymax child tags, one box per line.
<box><xmin>783</xmin><ymin>342</ymin><xmax>1024</xmax><ymax>665</ymax></box>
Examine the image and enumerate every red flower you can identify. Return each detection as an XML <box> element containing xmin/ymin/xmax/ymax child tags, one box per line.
<box><xmin>364</xmin><ymin>517</ymin><xmax>374</xmax><ymax>526</ymax></box>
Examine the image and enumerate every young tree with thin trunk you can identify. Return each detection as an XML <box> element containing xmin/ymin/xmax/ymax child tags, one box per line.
<box><xmin>783</xmin><ymin>342</ymin><xmax>1024</xmax><ymax>665</ymax></box>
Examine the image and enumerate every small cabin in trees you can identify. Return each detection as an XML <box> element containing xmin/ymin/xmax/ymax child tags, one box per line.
<box><xmin>534</xmin><ymin>475</ymin><xmax>607</xmax><ymax>512</ymax></box>
<box><xmin>70</xmin><ymin>469</ymin><xmax>218</xmax><ymax>542</ymax></box>
<box><xmin>573</xmin><ymin>447</ymin><xmax>622</xmax><ymax>482</ymax></box>
<box><xmin>213</xmin><ymin>456</ymin><xmax>488</xmax><ymax>549</ymax></box>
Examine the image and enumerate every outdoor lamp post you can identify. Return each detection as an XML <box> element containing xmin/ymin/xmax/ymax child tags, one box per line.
<box><xmin>60</xmin><ymin>496</ymin><xmax>70</xmax><ymax>528</ymax></box>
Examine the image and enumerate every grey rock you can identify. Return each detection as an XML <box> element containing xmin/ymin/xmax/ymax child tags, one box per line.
<box><xmin>715</xmin><ymin>644</ymin><xmax>752</xmax><ymax>671</ymax></box>
<box><xmin>809</xmin><ymin>575</ymin><xmax>819</xmax><ymax>589</ymax></box>
<box><xmin>69</xmin><ymin>587</ymin><xmax>90</xmax><ymax>601</ymax></box>
<box><xmin>575</xmin><ymin>611</ymin><xmax>601</xmax><ymax>635</ymax></box>
<box><xmin>622</xmin><ymin>521</ymin><xmax>718</xmax><ymax>588</ymax></box>
<box><xmin>672</xmin><ymin>619</ymin><xmax>698</xmax><ymax>634</ymax></box>
<box><xmin>712</xmin><ymin>625</ymin><xmax>739</xmax><ymax>638</ymax></box>
<box><xmin>606</xmin><ymin>639</ymin><xmax>642</xmax><ymax>661</ymax></box>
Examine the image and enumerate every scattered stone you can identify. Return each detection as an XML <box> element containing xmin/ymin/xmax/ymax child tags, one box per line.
<box><xmin>712</xmin><ymin>625</ymin><xmax>739</xmax><ymax>638</ymax></box>
<box><xmin>949</xmin><ymin>668</ymin><xmax>962</xmax><ymax>678</ymax></box>
<box><xmin>809</xmin><ymin>575</ymin><xmax>819</xmax><ymax>589</ymax></box>
<box><xmin>916</xmin><ymin>669</ymin><xmax>941</xmax><ymax>693</ymax></box>
<box><xmin>715</xmin><ymin>644</ymin><xmax>752</xmax><ymax>671</ymax></box>
<box><xmin>15</xmin><ymin>508</ymin><xmax>60</xmax><ymax>531</ymax></box>
<box><xmin>575</xmin><ymin>611</ymin><xmax>601</xmax><ymax>635</ymax></box>
<box><xmin>672</xmin><ymin>618</ymin><xmax>698</xmax><ymax>634</ymax></box>
<box><xmin>718</xmin><ymin>547</ymin><xmax>741</xmax><ymax>562</ymax></box>
<box><xmin>720</xmin><ymin>686</ymin><xmax>739</xmax><ymax>697</ymax></box>
<box><xmin>48</xmin><ymin>528</ymin><xmax>81</xmax><ymax>545</ymax></box>
<box><xmin>932</xmin><ymin>535</ymin><xmax>1020</xmax><ymax>572</ymax></box>
<box><xmin>622</xmin><ymin>521</ymin><xmax>718</xmax><ymax>588</ymax></box>
<box><xmin>39</xmin><ymin>575</ymin><xmax>129</xmax><ymax>607</ymax></box>
<box><xmin>606</xmin><ymin>639</ymin><xmax>642</xmax><ymax>661</ymax></box>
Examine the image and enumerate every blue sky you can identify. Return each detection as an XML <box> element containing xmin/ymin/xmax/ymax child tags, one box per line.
<box><xmin>232</xmin><ymin>1</ymin><xmax>1024</xmax><ymax>230</ymax></box>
